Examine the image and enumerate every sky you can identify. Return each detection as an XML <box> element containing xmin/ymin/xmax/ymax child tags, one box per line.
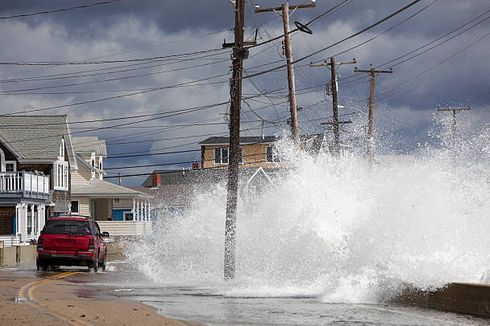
<box><xmin>0</xmin><ymin>0</ymin><xmax>488</xmax><ymax>185</ymax></box>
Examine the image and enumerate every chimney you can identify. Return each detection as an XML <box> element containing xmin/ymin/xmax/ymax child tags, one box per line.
<box><xmin>151</xmin><ymin>173</ymin><xmax>161</xmax><ymax>188</ymax></box>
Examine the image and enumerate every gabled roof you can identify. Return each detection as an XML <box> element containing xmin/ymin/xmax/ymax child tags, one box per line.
<box><xmin>72</xmin><ymin>178</ymin><xmax>150</xmax><ymax>199</ymax></box>
<box><xmin>72</xmin><ymin>136</ymin><xmax>107</xmax><ymax>157</ymax></box>
<box><xmin>199</xmin><ymin>134</ymin><xmax>323</xmax><ymax>146</ymax></box>
<box><xmin>199</xmin><ymin>136</ymin><xmax>279</xmax><ymax>145</ymax></box>
<box><xmin>0</xmin><ymin>115</ymin><xmax>76</xmax><ymax>166</ymax></box>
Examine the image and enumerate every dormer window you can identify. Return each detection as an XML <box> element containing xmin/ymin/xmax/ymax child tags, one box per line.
<box><xmin>59</xmin><ymin>138</ymin><xmax>65</xmax><ymax>159</ymax></box>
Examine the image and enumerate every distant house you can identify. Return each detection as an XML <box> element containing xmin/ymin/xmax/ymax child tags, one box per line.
<box><xmin>140</xmin><ymin>167</ymin><xmax>279</xmax><ymax>218</ymax></box>
<box><xmin>139</xmin><ymin>134</ymin><xmax>325</xmax><ymax>220</ymax></box>
<box><xmin>199</xmin><ymin>136</ymin><xmax>280</xmax><ymax>169</ymax></box>
<box><xmin>70</xmin><ymin>136</ymin><xmax>151</xmax><ymax>236</ymax></box>
<box><xmin>199</xmin><ymin>134</ymin><xmax>324</xmax><ymax>169</ymax></box>
<box><xmin>0</xmin><ymin>115</ymin><xmax>76</xmax><ymax>246</ymax></box>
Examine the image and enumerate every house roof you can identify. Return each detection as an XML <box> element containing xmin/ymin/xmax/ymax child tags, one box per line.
<box><xmin>199</xmin><ymin>134</ymin><xmax>323</xmax><ymax>146</ymax></box>
<box><xmin>199</xmin><ymin>136</ymin><xmax>279</xmax><ymax>145</ymax></box>
<box><xmin>0</xmin><ymin>115</ymin><xmax>76</xmax><ymax>166</ymax></box>
<box><xmin>72</xmin><ymin>136</ymin><xmax>107</xmax><ymax>157</ymax></box>
<box><xmin>141</xmin><ymin>166</ymin><xmax>284</xmax><ymax>188</ymax></box>
<box><xmin>71</xmin><ymin>178</ymin><xmax>150</xmax><ymax>199</ymax></box>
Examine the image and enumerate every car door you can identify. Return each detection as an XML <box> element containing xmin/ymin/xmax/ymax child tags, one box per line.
<box><xmin>93</xmin><ymin>221</ymin><xmax>107</xmax><ymax>260</ymax></box>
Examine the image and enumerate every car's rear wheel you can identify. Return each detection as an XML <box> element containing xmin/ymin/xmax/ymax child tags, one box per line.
<box><xmin>91</xmin><ymin>257</ymin><xmax>99</xmax><ymax>273</ymax></box>
<box><xmin>98</xmin><ymin>249</ymin><xmax>107</xmax><ymax>271</ymax></box>
<box><xmin>98</xmin><ymin>258</ymin><xmax>106</xmax><ymax>271</ymax></box>
<box><xmin>36</xmin><ymin>259</ymin><xmax>47</xmax><ymax>271</ymax></box>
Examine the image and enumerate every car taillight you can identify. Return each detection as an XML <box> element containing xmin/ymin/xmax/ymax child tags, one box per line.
<box><xmin>88</xmin><ymin>237</ymin><xmax>95</xmax><ymax>251</ymax></box>
<box><xmin>37</xmin><ymin>236</ymin><xmax>43</xmax><ymax>250</ymax></box>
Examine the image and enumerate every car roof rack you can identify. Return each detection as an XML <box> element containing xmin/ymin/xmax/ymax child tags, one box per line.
<box><xmin>49</xmin><ymin>213</ymin><xmax>93</xmax><ymax>219</ymax></box>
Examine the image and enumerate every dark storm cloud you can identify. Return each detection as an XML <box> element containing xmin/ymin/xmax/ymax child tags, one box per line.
<box><xmin>0</xmin><ymin>0</ymin><xmax>488</xmax><ymax>184</ymax></box>
<box><xmin>0</xmin><ymin>0</ymin><xmax>234</xmax><ymax>35</ymax></box>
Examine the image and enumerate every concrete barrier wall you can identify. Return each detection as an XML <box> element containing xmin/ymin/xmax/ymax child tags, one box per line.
<box><xmin>18</xmin><ymin>245</ymin><xmax>36</xmax><ymax>266</ymax></box>
<box><xmin>0</xmin><ymin>245</ymin><xmax>37</xmax><ymax>267</ymax></box>
<box><xmin>0</xmin><ymin>246</ymin><xmax>17</xmax><ymax>266</ymax></box>
<box><xmin>395</xmin><ymin>283</ymin><xmax>490</xmax><ymax>319</ymax></box>
<box><xmin>0</xmin><ymin>242</ymin><xmax>127</xmax><ymax>266</ymax></box>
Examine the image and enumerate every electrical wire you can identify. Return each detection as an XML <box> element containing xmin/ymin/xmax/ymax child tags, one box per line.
<box><xmin>0</xmin><ymin>0</ymin><xmax>121</xmax><ymax>20</ymax></box>
<box><xmin>244</xmin><ymin>0</ymin><xmax>422</xmax><ymax>80</ymax></box>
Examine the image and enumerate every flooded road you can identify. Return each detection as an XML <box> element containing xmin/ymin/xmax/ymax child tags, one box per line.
<box><xmin>92</xmin><ymin>263</ymin><xmax>489</xmax><ymax>326</ymax></box>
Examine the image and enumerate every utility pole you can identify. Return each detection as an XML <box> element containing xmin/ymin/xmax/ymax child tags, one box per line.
<box><xmin>222</xmin><ymin>0</ymin><xmax>248</xmax><ymax>281</ymax></box>
<box><xmin>255</xmin><ymin>1</ymin><xmax>316</xmax><ymax>142</ymax></box>
<box><xmin>436</xmin><ymin>106</ymin><xmax>470</xmax><ymax>150</ymax></box>
<box><xmin>354</xmin><ymin>65</ymin><xmax>392</xmax><ymax>161</ymax></box>
<box><xmin>311</xmin><ymin>57</ymin><xmax>356</xmax><ymax>153</ymax></box>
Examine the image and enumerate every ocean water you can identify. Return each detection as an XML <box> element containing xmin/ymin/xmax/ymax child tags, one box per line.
<box><xmin>122</xmin><ymin>121</ymin><xmax>490</xmax><ymax>324</ymax></box>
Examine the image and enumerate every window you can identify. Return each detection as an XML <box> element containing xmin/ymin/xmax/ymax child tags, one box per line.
<box><xmin>42</xmin><ymin>220</ymin><xmax>91</xmax><ymax>235</ymax></box>
<box><xmin>54</xmin><ymin>161</ymin><xmax>69</xmax><ymax>191</ymax></box>
<box><xmin>5</xmin><ymin>162</ymin><xmax>16</xmax><ymax>172</ymax></box>
<box><xmin>59</xmin><ymin>139</ymin><xmax>65</xmax><ymax>159</ymax></box>
<box><xmin>124</xmin><ymin>212</ymin><xmax>133</xmax><ymax>221</ymax></box>
<box><xmin>267</xmin><ymin>146</ymin><xmax>280</xmax><ymax>163</ymax></box>
<box><xmin>27</xmin><ymin>210</ymin><xmax>32</xmax><ymax>235</ymax></box>
<box><xmin>33</xmin><ymin>207</ymin><xmax>38</xmax><ymax>235</ymax></box>
<box><xmin>214</xmin><ymin>147</ymin><xmax>229</xmax><ymax>164</ymax></box>
<box><xmin>214</xmin><ymin>147</ymin><xmax>243</xmax><ymax>164</ymax></box>
<box><xmin>71</xmin><ymin>201</ymin><xmax>80</xmax><ymax>214</ymax></box>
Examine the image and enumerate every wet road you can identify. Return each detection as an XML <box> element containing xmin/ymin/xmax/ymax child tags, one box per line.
<box><xmin>90</xmin><ymin>263</ymin><xmax>490</xmax><ymax>326</ymax></box>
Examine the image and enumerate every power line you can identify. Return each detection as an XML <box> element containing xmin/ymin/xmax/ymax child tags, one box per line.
<box><xmin>4</xmin><ymin>73</ymin><xmax>229</xmax><ymax>115</ymax></box>
<box><xmin>249</xmin><ymin>0</ymin><xmax>352</xmax><ymax>50</ymax></box>
<box><xmin>0</xmin><ymin>0</ymin><xmax>121</xmax><ymax>20</ymax></box>
<box><xmin>0</xmin><ymin>48</ymin><xmax>226</xmax><ymax>66</ymax></box>
<box><xmin>0</xmin><ymin>59</ymin><xmax>230</xmax><ymax>94</ymax></box>
<box><xmin>339</xmin><ymin>9</ymin><xmax>490</xmax><ymax>87</ymax></box>
<box><xmin>313</xmin><ymin>0</ymin><xmax>439</xmax><ymax>65</ymax></box>
<box><xmin>244</xmin><ymin>0</ymin><xmax>422</xmax><ymax>80</ymax></box>
<box><xmin>376</xmin><ymin>31</ymin><xmax>489</xmax><ymax>103</ymax></box>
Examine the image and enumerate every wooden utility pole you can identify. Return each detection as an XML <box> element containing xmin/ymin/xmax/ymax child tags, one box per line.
<box><xmin>222</xmin><ymin>0</ymin><xmax>247</xmax><ymax>281</ymax></box>
<box><xmin>255</xmin><ymin>1</ymin><xmax>316</xmax><ymax>142</ymax></box>
<box><xmin>436</xmin><ymin>106</ymin><xmax>470</xmax><ymax>150</ymax></box>
<box><xmin>354</xmin><ymin>65</ymin><xmax>392</xmax><ymax>161</ymax></box>
<box><xmin>311</xmin><ymin>57</ymin><xmax>356</xmax><ymax>153</ymax></box>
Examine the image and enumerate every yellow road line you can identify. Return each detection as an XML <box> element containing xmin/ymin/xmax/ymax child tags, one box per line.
<box><xmin>18</xmin><ymin>271</ymin><xmax>92</xmax><ymax>326</ymax></box>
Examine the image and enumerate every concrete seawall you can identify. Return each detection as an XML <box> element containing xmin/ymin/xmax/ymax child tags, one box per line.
<box><xmin>0</xmin><ymin>245</ymin><xmax>36</xmax><ymax>267</ymax></box>
<box><xmin>395</xmin><ymin>283</ymin><xmax>490</xmax><ymax>319</ymax></box>
<box><xmin>0</xmin><ymin>240</ymin><xmax>127</xmax><ymax>267</ymax></box>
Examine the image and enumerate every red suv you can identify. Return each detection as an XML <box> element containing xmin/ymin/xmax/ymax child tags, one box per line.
<box><xmin>36</xmin><ymin>216</ymin><xmax>109</xmax><ymax>272</ymax></box>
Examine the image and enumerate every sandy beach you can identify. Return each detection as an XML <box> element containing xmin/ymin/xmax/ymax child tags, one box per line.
<box><xmin>0</xmin><ymin>269</ymin><xmax>199</xmax><ymax>326</ymax></box>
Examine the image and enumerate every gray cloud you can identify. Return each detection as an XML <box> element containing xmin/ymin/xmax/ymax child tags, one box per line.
<box><xmin>0</xmin><ymin>0</ymin><xmax>488</xmax><ymax>184</ymax></box>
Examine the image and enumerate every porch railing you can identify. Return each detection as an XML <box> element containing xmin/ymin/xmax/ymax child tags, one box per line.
<box><xmin>0</xmin><ymin>172</ymin><xmax>50</xmax><ymax>196</ymax></box>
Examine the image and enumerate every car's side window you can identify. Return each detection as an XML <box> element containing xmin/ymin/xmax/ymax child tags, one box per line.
<box><xmin>89</xmin><ymin>221</ymin><xmax>97</xmax><ymax>236</ymax></box>
<box><xmin>94</xmin><ymin>222</ymin><xmax>102</xmax><ymax>237</ymax></box>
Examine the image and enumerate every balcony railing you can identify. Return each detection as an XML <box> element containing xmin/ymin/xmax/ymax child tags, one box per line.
<box><xmin>0</xmin><ymin>172</ymin><xmax>50</xmax><ymax>198</ymax></box>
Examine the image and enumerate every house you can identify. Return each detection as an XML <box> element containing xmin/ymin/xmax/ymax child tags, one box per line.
<box><xmin>0</xmin><ymin>115</ymin><xmax>75</xmax><ymax>246</ymax></box>
<box><xmin>139</xmin><ymin>167</ymin><xmax>280</xmax><ymax>219</ymax></box>
<box><xmin>199</xmin><ymin>136</ymin><xmax>281</xmax><ymax>169</ymax></box>
<box><xmin>199</xmin><ymin>134</ymin><xmax>325</xmax><ymax>169</ymax></box>
<box><xmin>70</xmin><ymin>136</ymin><xmax>152</xmax><ymax>236</ymax></box>
<box><xmin>140</xmin><ymin>134</ymin><xmax>325</xmax><ymax>219</ymax></box>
